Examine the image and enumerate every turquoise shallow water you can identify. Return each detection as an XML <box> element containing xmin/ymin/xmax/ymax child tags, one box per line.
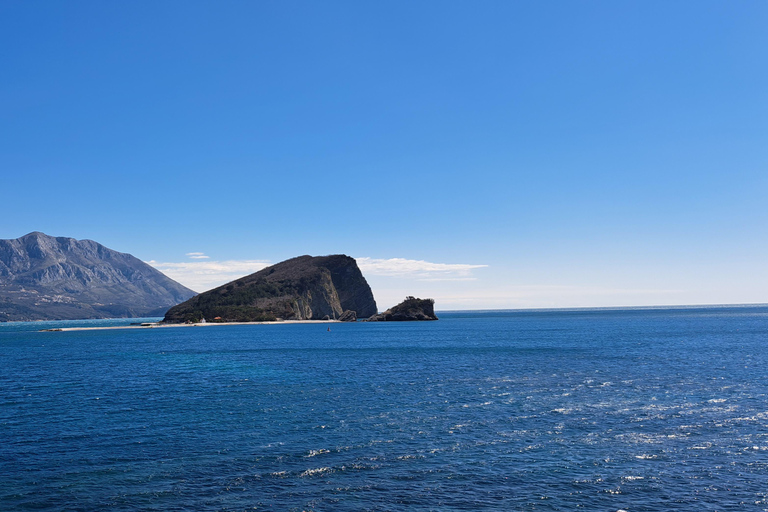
<box><xmin>2</xmin><ymin>307</ymin><xmax>768</xmax><ymax>511</ymax></box>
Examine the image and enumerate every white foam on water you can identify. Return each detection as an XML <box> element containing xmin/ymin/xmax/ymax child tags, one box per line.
<box><xmin>616</xmin><ymin>433</ymin><xmax>671</xmax><ymax>444</ymax></box>
<box><xmin>731</xmin><ymin>411</ymin><xmax>768</xmax><ymax>422</ymax></box>
<box><xmin>300</xmin><ymin>467</ymin><xmax>333</xmax><ymax>477</ymax></box>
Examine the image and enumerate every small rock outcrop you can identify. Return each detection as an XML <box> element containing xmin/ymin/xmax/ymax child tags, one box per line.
<box><xmin>338</xmin><ymin>310</ymin><xmax>357</xmax><ymax>322</ymax></box>
<box><xmin>0</xmin><ymin>232</ymin><xmax>196</xmax><ymax>321</ymax></box>
<box><xmin>163</xmin><ymin>255</ymin><xmax>377</xmax><ymax>323</ymax></box>
<box><xmin>366</xmin><ymin>296</ymin><xmax>438</xmax><ymax>321</ymax></box>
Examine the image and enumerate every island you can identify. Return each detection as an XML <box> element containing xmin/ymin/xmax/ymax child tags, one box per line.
<box><xmin>163</xmin><ymin>255</ymin><xmax>378</xmax><ymax>323</ymax></box>
<box><xmin>366</xmin><ymin>296</ymin><xmax>438</xmax><ymax>321</ymax></box>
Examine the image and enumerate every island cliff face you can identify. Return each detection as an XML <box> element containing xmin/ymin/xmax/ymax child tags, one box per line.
<box><xmin>163</xmin><ymin>255</ymin><xmax>377</xmax><ymax>323</ymax></box>
<box><xmin>366</xmin><ymin>296</ymin><xmax>438</xmax><ymax>321</ymax></box>
<box><xmin>0</xmin><ymin>232</ymin><xmax>196</xmax><ymax>321</ymax></box>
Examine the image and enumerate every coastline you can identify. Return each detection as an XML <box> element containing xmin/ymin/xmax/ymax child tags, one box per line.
<box><xmin>41</xmin><ymin>319</ymin><xmax>339</xmax><ymax>332</ymax></box>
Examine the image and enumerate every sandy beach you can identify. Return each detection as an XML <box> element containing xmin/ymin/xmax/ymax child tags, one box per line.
<box><xmin>41</xmin><ymin>319</ymin><xmax>339</xmax><ymax>332</ymax></box>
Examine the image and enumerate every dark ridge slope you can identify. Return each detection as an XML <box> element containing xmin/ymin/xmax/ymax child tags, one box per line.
<box><xmin>0</xmin><ymin>232</ymin><xmax>196</xmax><ymax>321</ymax></box>
<box><xmin>163</xmin><ymin>255</ymin><xmax>377</xmax><ymax>323</ymax></box>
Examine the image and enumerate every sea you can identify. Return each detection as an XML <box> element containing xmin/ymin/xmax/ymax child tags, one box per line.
<box><xmin>1</xmin><ymin>306</ymin><xmax>767</xmax><ymax>511</ymax></box>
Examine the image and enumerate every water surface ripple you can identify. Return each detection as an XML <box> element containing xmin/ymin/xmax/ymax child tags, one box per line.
<box><xmin>2</xmin><ymin>307</ymin><xmax>767</xmax><ymax>510</ymax></box>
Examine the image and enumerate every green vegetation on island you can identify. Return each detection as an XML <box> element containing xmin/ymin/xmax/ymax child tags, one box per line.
<box><xmin>163</xmin><ymin>255</ymin><xmax>378</xmax><ymax>323</ymax></box>
<box><xmin>366</xmin><ymin>296</ymin><xmax>438</xmax><ymax>321</ymax></box>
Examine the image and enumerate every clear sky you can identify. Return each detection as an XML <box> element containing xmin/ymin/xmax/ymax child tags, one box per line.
<box><xmin>2</xmin><ymin>1</ymin><xmax>766</xmax><ymax>310</ymax></box>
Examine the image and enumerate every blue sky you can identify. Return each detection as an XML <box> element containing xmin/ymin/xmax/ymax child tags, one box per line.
<box><xmin>2</xmin><ymin>1</ymin><xmax>766</xmax><ymax>309</ymax></box>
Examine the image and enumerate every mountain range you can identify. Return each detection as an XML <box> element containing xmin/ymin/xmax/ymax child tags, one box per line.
<box><xmin>0</xmin><ymin>232</ymin><xmax>195</xmax><ymax>321</ymax></box>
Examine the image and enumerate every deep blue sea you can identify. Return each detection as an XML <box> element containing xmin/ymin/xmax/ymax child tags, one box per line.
<box><xmin>2</xmin><ymin>307</ymin><xmax>768</xmax><ymax>511</ymax></box>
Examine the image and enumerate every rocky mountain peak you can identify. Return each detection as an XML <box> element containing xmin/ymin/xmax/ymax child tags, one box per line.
<box><xmin>0</xmin><ymin>232</ymin><xmax>196</xmax><ymax>321</ymax></box>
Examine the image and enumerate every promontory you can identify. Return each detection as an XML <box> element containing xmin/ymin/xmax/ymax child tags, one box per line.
<box><xmin>163</xmin><ymin>255</ymin><xmax>377</xmax><ymax>323</ymax></box>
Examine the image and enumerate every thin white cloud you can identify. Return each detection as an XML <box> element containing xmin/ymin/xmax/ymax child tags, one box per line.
<box><xmin>148</xmin><ymin>255</ymin><xmax>487</xmax><ymax>298</ymax></box>
<box><xmin>356</xmin><ymin>257</ymin><xmax>488</xmax><ymax>280</ymax></box>
<box><xmin>368</xmin><ymin>280</ymin><xmax>686</xmax><ymax>312</ymax></box>
<box><xmin>146</xmin><ymin>259</ymin><xmax>271</xmax><ymax>293</ymax></box>
<box><xmin>186</xmin><ymin>252</ymin><xmax>210</xmax><ymax>259</ymax></box>
<box><xmin>413</xmin><ymin>277</ymin><xmax>480</xmax><ymax>282</ymax></box>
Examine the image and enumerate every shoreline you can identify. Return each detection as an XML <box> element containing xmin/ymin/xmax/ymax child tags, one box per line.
<box><xmin>41</xmin><ymin>319</ymin><xmax>340</xmax><ymax>332</ymax></box>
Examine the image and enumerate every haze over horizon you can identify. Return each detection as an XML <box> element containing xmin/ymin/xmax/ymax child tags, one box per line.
<box><xmin>2</xmin><ymin>2</ymin><xmax>766</xmax><ymax>310</ymax></box>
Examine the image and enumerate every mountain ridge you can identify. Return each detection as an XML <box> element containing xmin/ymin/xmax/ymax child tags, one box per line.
<box><xmin>0</xmin><ymin>232</ymin><xmax>196</xmax><ymax>321</ymax></box>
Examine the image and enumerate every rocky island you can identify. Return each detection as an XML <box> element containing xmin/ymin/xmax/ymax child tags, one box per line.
<box><xmin>0</xmin><ymin>232</ymin><xmax>196</xmax><ymax>321</ymax></box>
<box><xmin>163</xmin><ymin>255</ymin><xmax>377</xmax><ymax>323</ymax></box>
<box><xmin>366</xmin><ymin>296</ymin><xmax>438</xmax><ymax>321</ymax></box>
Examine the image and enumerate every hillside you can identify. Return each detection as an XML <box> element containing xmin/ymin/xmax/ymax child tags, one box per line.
<box><xmin>0</xmin><ymin>232</ymin><xmax>196</xmax><ymax>321</ymax></box>
<box><xmin>163</xmin><ymin>255</ymin><xmax>377</xmax><ymax>323</ymax></box>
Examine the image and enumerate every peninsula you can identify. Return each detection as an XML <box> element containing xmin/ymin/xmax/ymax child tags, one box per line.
<box><xmin>163</xmin><ymin>255</ymin><xmax>377</xmax><ymax>323</ymax></box>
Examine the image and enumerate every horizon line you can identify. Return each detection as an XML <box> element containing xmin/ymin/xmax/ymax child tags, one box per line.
<box><xmin>435</xmin><ymin>302</ymin><xmax>768</xmax><ymax>313</ymax></box>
